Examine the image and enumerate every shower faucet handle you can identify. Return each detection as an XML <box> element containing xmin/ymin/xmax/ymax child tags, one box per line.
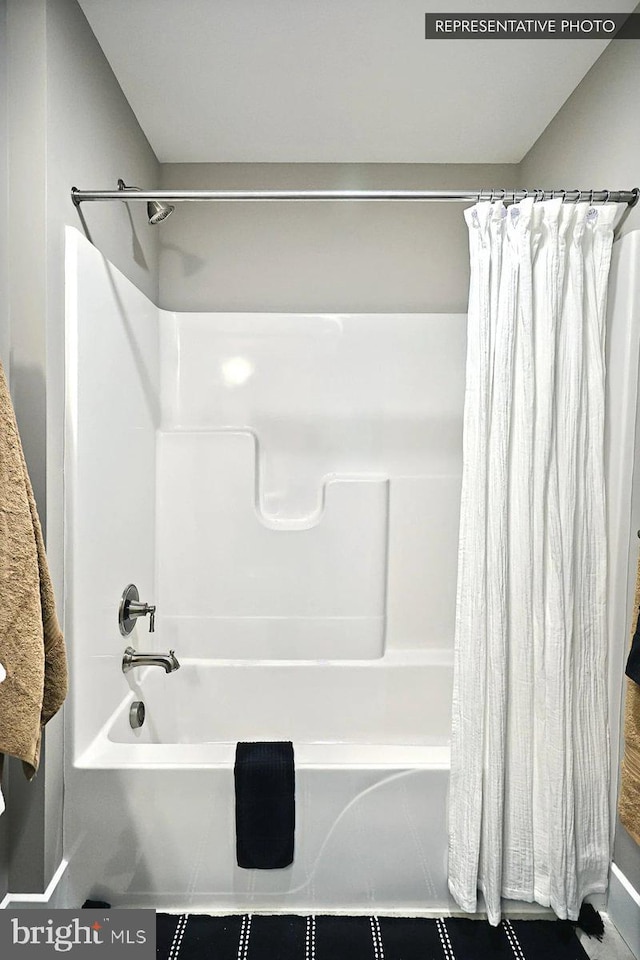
<box><xmin>119</xmin><ymin>584</ymin><xmax>156</xmax><ymax>636</ymax></box>
<box><xmin>127</xmin><ymin>601</ymin><xmax>156</xmax><ymax>632</ymax></box>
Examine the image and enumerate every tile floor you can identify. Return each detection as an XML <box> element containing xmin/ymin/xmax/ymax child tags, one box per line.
<box><xmin>579</xmin><ymin>916</ymin><xmax>636</xmax><ymax>960</ymax></box>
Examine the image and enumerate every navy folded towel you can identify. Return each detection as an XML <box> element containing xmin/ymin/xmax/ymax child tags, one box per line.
<box><xmin>626</xmin><ymin>607</ymin><xmax>640</xmax><ymax>685</ymax></box>
<box><xmin>234</xmin><ymin>741</ymin><xmax>295</xmax><ymax>869</ymax></box>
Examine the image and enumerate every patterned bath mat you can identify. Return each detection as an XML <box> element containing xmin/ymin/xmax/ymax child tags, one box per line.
<box><xmin>156</xmin><ymin>914</ymin><xmax>590</xmax><ymax>959</ymax></box>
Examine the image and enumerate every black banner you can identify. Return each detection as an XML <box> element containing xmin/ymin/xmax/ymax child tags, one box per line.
<box><xmin>425</xmin><ymin>13</ymin><xmax>640</xmax><ymax>39</ymax></box>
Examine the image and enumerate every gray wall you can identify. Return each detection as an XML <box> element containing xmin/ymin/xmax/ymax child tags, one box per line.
<box><xmin>5</xmin><ymin>1</ymin><xmax>49</xmax><ymax>886</ymax></box>
<box><xmin>158</xmin><ymin>163</ymin><xmax>518</xmax><ymax>312</ymax></box>
<box><xmin>520</xmin><ymin>33</ymin><xmax>640</xmax><ymax>892</ymax></box>
<box><xmin>4</xmin><ymin>0</ymin><xmax>159</xmax><ymax>894</ymax></box>
<box><xmin>159</xmin><ymin>33</ymin><xmax>639</xmax><ymax>315</ymax></box>
<box><xmin>520</xmin><ymin>35</ymin><xmax>640</xmax><ymax>238</ymax></box>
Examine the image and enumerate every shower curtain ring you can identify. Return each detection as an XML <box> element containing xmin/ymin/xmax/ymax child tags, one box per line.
<box><xmin>604</xmin><ymin>189</ymin><xmax>611</xmax><ymax>204</ymax></box>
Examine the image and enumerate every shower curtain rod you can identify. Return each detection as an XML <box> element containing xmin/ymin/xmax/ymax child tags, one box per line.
<box><xmin>72</xmin><ymin>186</ymin><xmax>639</xmax><ymax>206</ymax></box>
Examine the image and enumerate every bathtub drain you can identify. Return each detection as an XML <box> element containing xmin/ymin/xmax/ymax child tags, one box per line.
<box><xmin>129</xmin><ymin>700</ymin><xmax>145</xmax><ymax>729</ymax></box>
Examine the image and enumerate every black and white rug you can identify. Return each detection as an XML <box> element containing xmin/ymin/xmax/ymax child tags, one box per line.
<box><xmin>156</xmin><ymin>914</ymin><xmax>590</xmax><ymax>959</ymax></box>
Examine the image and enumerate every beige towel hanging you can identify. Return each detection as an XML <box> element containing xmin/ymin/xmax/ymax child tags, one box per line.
<box><xmin>619</xmin><ymin>549</ymin><xmax>640</xmax><ymax>844</ymax></box>
<box><xmin>0</xmin><ymin>358</ymin><xmax>67</xmax><ymax>779</ymax></box>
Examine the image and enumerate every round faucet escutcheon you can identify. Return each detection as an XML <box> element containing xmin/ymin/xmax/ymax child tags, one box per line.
<box><xmin>119</xmin><ymin>583</ymin><xmax>156</xmax><ymax>636</ymax></box>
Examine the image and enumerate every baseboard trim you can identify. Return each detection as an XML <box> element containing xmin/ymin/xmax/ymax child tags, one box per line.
<box><xmin>609</xmin><ymin>862</ymin><xmax>640</xmax><ymax>957</ymax></box>
<box><xmin>0</xmin><ymin>859</ymin><xmax>69</xmax><ymax>910</ymax></box>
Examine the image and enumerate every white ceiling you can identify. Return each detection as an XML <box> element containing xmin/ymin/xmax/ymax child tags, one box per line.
<box><xmin>77</xmin><ymin>0</ymin><xmax>635</xmax><ymax>164</ymax></box>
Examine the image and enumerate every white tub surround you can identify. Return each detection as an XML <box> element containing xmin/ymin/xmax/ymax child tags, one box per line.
<box><xmin>64</xmin><ymin>228</ymin><xmax>465</xmax><ymax>911</ymax></box>
<box><xmin>157</xmin><ymin>308</ymin><xmax>465</xmax><ymax>661</ymax></box>
<box><xmin>64</xmin><ymin>228</ymin><xmax>160</xmax><ymax>761</ymax></box>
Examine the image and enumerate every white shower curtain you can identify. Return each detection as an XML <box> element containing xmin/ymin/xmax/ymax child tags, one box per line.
<box><xmin>448</xmin><ymin>196</ymin><xmax>623</xmax><ymax>925</ymax></box>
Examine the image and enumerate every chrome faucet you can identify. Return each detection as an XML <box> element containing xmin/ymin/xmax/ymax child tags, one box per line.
<box><xmin>122</xmin><ymin>646</ymin><xmax>180</xmax><ymax>674</ymax></box>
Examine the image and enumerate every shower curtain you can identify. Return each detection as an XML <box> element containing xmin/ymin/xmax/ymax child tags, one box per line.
<box><xmin>448</xmin><ymin>196</ymin><xmax>623</xmax><ymax>925</ymax></box>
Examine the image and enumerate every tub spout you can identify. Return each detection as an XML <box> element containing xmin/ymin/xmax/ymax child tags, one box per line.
<box><xmin>122</xmin><ymin>646</ymin><xmax>180</xmax><ymax>674</ymax></box>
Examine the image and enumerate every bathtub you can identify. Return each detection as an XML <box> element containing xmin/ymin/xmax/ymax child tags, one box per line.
<box><xmin>64</xmin><ymin>653</ymin><xmax>456</xmax><ymax>914</ymax></box>
<box><xmin>63</xmin><ymin>234</ymin><xmax>468</xmax><ymax>913</ymax></box>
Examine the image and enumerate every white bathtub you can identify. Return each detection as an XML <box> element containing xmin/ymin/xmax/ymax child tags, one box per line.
<box><xmin>64</xmin><ymin>653</ymin><xmax>456</xmax><ymax>913</ymax></box>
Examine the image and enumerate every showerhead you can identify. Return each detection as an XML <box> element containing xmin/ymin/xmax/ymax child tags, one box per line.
<box><xmin>147</xmin><ymin>199</ymin><xmax>175</xmax><ymax>225</ymax></box>
<box><xmin>117</xmin><ymin>179</ymin><xmax>175</xmax><ymax>225</ymax></box>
